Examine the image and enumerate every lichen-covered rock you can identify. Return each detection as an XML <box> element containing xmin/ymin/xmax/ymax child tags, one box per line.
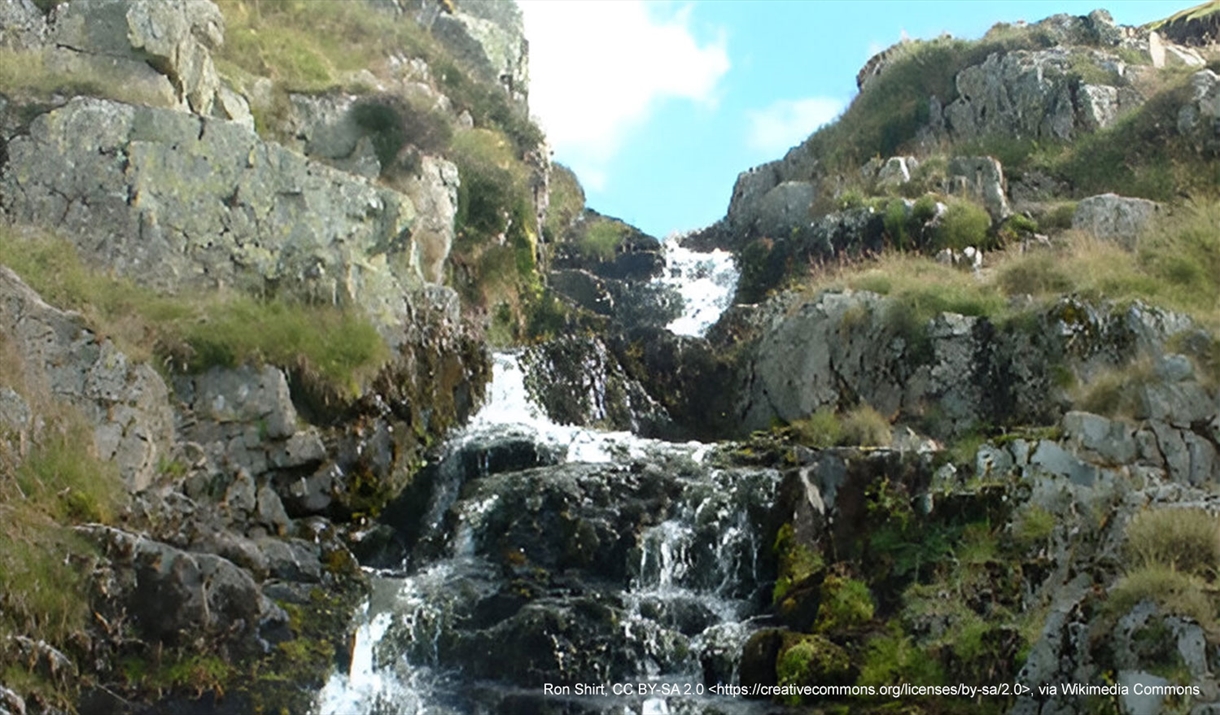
<box><xmin>737</xmin><ymin>290</ymin><xmax>1194</xmax><ymax>439</ymax></box>
<box><xmin>423</xmin><ymin>0</ymin><xmax>529</xmax><ymax>107</ymax></box>
<box><xmin>0</xmin><ymin>266</ymin><xmax>173</xmax><ymax>490</ymax></box>
<box><xmin>1072</xmin><ymin>193</ymin><xmax>1160</xmax><ymax>247</ymax></box>
<box><xmin>941</xmin><ymin>48</ymin><xmax>1142</xmax><ymax>142</ymax></box>
<box><xmin>0</xmin><ymin>0</ymin><xmax>46</xmax><ymax>49</ymax></box>
<box><xmin>49</xmin><ymin>0</ymin><xmax>225</xmax><ymax>114</ymax></box>
<box><xmin>0</xmin><ymin>98</ymin><xmax>443</xmax><ymax>336</ymax></box>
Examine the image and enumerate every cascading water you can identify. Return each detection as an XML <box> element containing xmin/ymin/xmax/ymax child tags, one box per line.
<box><xmin>317</xmin><ymin>246</ymin><xmax>781</xmax><ymax>715</ymax></box>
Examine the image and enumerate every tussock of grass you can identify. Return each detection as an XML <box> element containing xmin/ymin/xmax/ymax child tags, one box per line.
<box><xmin>0</xmin><ymin>231</ymin><xmax>389</xmax><ymax>393</ymax></box>
<box><xmin>1107</xmin><ymin>564</ymin><xmax>1217</xmax><ymax>632</ymax></box>
<box><xmin>1074</xmin><ymin>360</ymin><xmax>1155</xmax><ymax>418</ymax></box>
<box><xmin>1126</xmin><ymin>508</ymin><xmax>1220</xmax><ymax>578</ymax></box>
<box><xmin>790</xmin><ymin>404</ymin><xmax>892</xmax><ymax>448</ymax></box>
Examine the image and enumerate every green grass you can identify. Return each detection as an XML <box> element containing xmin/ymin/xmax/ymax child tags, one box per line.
<box><xmin>0</xmin><ymin>231</ymin><xmax>390</xmax><ymax>393</ymax></box>
<box><xmin>579</xmin><ymin>219</ymin><xmax>627</xmax><ymax>262</ymax></box>
<box><xmin>213</xmin><ymin>0</ymin><xmax>543</xmax><ymax>152</ymax></box>
<box><xmin>544</xmin><ymin>164</ymin><xmax>586</xmax><ymax>242</ymax></box>
<box><xmin>0</xmin><ymin>48</ymin><xmax>174</xmax><ymax>107</ymax></box>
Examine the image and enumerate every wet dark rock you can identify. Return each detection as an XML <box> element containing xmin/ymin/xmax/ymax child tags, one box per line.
<box><xmin>520</xmin><ymin>336</ymin><xmax>673</xmax><ymax>435</ymax></box>
<box><xmin>738</xmin><ymin>628</ymin><xmax>785</xmax><ymax>696</ymax></box>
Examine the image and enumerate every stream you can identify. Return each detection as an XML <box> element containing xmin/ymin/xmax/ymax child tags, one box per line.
<box><xmin>316</xmin><ymin>243</ymin><xmax>785</xmax><ymax>714</ymax></box>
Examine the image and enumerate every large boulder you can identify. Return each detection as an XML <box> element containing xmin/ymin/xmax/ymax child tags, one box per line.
<box><xmin>1072</xmin><ymin>193</ymin><xmax>1159</xmax><ymax>248</ymax></box>
<box><xmin>0</xmin><ymin>98</ymin><xmax>446</xmax><ymax>339</ymax></box>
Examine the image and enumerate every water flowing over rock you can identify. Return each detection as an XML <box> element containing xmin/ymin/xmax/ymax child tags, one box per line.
<box><xmin>318</xmin><ymin>352</ymin><xmax>784</xmax><ymax>714</ymax></box>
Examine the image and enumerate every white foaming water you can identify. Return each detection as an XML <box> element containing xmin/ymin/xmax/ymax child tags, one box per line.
<box><xmin>658</xmin><ymin>242</ymin><xmax>737</xmax><ymax>337</ymax></box>
<box><xmin>464</xmin><ymin>352</ymin><xmax>706</xmax><ymax>465</ymax></box>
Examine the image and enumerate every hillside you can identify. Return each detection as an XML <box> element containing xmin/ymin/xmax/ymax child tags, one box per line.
<box><xmin>3</xmin><ymin>1</ymin><xmax>1220</xmax><ymax>714</ymax></box>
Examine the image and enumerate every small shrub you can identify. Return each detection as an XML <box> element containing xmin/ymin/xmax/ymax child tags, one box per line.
<box><xmin>841</xmin><ymin>404</ymin><xmax>892</xmax><ymax>447</ymax></box>
<box><xmin>1126</xmin><ymin>508</ymin><xmax>1220</xmax><ymax>578</ymax></box>
<box><xmin>858</xmin><ymin>624</ymin><xmax>944</xmax><ymax>687</ymax></box>
<box><xmin>883</xmin><ymin>198</ymin><xmax>912</xmax><ymax>250</ymax></box>
<box><xmin>911</xmin><ymin>194</ymin><xmax>939</xmax><ymax>225</ymax></box>
<box><xmin>934</xmin><ymin>200</ymin><xmax>993</xmax><ymax>251</ymax></box>
<box><xmin>350</xmin><ymin>95</ymin><xmax>453</xmax><ymax>175</ymax></box>
<box><xmin>838</xmin><ymin>188</ymin><xmax>868</xmax><ymax>210</ymax></box>
<box><xmin>1075</xmin><ymin>360</ymin><xmax>1153</xmax><ymax>418</ymax></box>
<box><xmin>1012</xmin><ymin>504</ymin><xmax>1056</xmax><ymax>550</ymax></box>
<box><xmin>1042</xmin><ymin>201</ymin><xmax>1078</xmax><ymax>230</ymax></box>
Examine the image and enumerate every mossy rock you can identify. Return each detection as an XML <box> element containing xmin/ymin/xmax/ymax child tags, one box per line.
<box><xmin>775</xmin><ymin>633</ymin><xmax>856</xmax><ymax>705</ymax></box>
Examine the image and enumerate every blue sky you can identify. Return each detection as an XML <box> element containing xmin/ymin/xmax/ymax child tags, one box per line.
<box><xmin>519</xmin><ymin>0</ymin><xmax>1190</xmax><ymax>238</ymax></box>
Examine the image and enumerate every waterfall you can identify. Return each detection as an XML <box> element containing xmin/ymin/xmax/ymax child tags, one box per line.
<box><xmin>316</xmin><ymin>248</ymin><xmax>771</xmax><ymax>715</ymax></box>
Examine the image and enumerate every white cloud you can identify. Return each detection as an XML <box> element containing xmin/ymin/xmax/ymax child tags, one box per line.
<box><xmin>519</xmin><ymin>1</ymin><xmax>728</xmax><ymax>190</ymax></box>
<box><xmin>745</xmin><ymin>97</ymin><xmax>844</xmax><ymax>155</ymax></box>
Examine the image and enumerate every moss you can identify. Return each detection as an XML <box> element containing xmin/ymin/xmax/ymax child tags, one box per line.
<box><xmin>775</xmin><ymin>634</ymin><xmax>854</xmax><ymax>705</ymax></box>
<box><xmin>815</xmin><ymin>573</ymin><xmax>876</xmax><ymax>633</ymax></box>
<box><xmin>772</xmin><ymin>523</ymin><xmax>825</xmax><ymax>603</ymax></box>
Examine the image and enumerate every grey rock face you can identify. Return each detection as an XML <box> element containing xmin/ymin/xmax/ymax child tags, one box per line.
<box><xmin>81</xmin><ymin>524</ymin><xmax>279</xmax><ymax>646</ymax></box>
<box><xmin>737</xmin><ymin>291</ymin><xmax>1196</xmax><ymax>440</ymax></box>
<box><xmin>1</xmin><ymin>98</ymin><xmax>440</xmax><ymax>336</ymax></box>
<box><xmin>49</xmin><ymin>0</ymin><xmax>225</xmax><ymax>114</ymax></box>
<box><xmin>1072</xmin><ymin>193</ymin><xmax>1159</xmax><ymax>247</ymax></box>
<box><xmin>945</xmin><ymin>156</ymin><xmax>1010</xmax><ymax>221</ymax></box>
<box><xmin>0</xmin><ymin>267</ymin><xmax>173</xmax><ymax>491</ymax></box>
<box><xmin>426</xmin><ymin>0</ymin><xmax>529</xmax><ymax>107</ymax></box>
<box><xmin>0</xmin><ymin>0</ymin><xmax>46</xmax><ymax>49</ymax></box>
<box><xmin>941</xmin><ymin>49</ymin><xmax>1142</xmax><ymax>142</ymax></box>
<box><xmin>1178</xmin><ymin>69</ymin><xmax>1220</xmax><ymax>134</ymax></box>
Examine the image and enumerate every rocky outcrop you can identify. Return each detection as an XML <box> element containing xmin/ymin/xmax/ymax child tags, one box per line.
<box><xmin>1153</xmin><ymin>6</ymin><xmax>1220</xmax><ymax>47</ymax></box>
<box><xmin>938</xmin><ymin>48</ymin><xmax>1143</xmax><ymax>142</ymax></box>
<box><xmin>1177</xmin><ymin>69</ymin><xmax>1220</xmax><ymax>136</ymax></box>
<box><xmin>0</xmin><ymin>98</ymin><xmax>451</xmax><ymax>338</ymax></box>
<box><xmin>0</xmin><ymin>266</ymin><xmax>172</xmax><ymax>491</ymax></box>
<box><xmin>1072</xmin><ymin>193</ymin><xmax>1159</xmax><ymax>247</ymax></box>
<box><xmin>735</xmin><ymin>207</ymin><xmax>887</xmax><ymax>303</ymax></box>
<box><xmin>736</xmin><ymin>290</ymin><xmax>1195</xmax><ymax>439</ymax></box>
